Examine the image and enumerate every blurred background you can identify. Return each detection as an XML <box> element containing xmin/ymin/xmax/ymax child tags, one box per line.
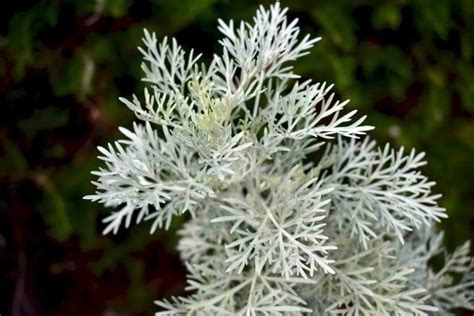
<box><xmin>0</xmin><ymin>0</ymin><xmax>473</xmax><ymax>315</ymax></box>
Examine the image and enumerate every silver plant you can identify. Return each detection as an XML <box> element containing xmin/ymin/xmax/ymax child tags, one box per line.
<box><xmin>86</xmin><ymin>2</ymin><xmax>473</xmax><ymax>315</ymax></box>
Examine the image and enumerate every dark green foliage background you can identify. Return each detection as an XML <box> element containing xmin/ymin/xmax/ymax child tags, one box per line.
<box><xmin>0</xmin><ymin>0</ymin><xmax>472</xmax><ymax>315</ymax></box>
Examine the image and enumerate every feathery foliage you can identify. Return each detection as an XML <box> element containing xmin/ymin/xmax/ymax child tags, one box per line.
<box><xmin>86</xmin><ymin>2</ymin><xmax>474</xmax><ymax>314</ymax></box>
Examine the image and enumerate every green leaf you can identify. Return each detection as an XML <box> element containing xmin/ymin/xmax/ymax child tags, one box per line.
<box><xmin>372</xmin><ymin>4</ymin><xmax>402</xmax><ymax>30</ymax></box>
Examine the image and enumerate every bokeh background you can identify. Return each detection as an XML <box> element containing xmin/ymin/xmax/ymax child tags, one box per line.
<box><xmin>1</xmin><ymin>0</ymin><xmax>473</xmax><ymax>315</ymax></box>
